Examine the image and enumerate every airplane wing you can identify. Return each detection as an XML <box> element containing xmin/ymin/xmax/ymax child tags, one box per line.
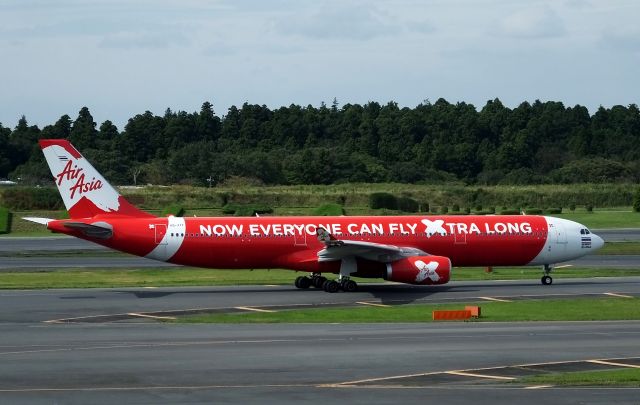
<box><xmin>316</xmin><ymin>227</ymin><xmax>428</xmax><ymax>263</ymax></box>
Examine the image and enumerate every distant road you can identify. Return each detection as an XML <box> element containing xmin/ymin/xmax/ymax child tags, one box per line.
<box><xmin>0</xmin><ymin>236</ymin><xmax>105</xmax><ymax>252</ymax></box>
<box><xmin>592</xmin><ymin>228</ymin><xmax>640</xmax><ymax>242</ymax></box>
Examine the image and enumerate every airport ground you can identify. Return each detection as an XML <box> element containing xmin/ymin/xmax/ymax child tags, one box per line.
<box><xmin>0</xmin><ymin>230</ymin><xmax>639</xmax><ymax>403</ymax></box>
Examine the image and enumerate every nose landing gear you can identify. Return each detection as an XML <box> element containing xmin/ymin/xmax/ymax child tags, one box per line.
<box><xmin>541</xmin><ymin>264</ymin><xmax>553</xmax><ymax>285</ymax></box>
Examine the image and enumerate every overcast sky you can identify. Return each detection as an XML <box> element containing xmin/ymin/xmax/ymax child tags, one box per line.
<box><xmin>1</xmin><ymin>0</ymin><xmax>638</xmax><ymax>130</ymax></box>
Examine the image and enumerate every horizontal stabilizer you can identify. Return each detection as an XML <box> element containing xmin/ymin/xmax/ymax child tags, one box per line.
<box><xmin>63</xmin><ymin>221</ymin><xmax>113</xmax><ymax>239</ymax></box>
<box><xmin>22</xmin><ymin>217</ymin><xmax>54</xmax><ymax>225</ymax></box>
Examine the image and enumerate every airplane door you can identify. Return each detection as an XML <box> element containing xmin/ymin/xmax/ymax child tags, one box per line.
<box><xmin>294</xmin><ymin>230</ymin><xmax>307</xmax><ymax>246</ymax></box>
<box><xmin>454</xmin><ymin>230</ymin><xmax>467</xmax><ymax>245</ymax></box>
<box><xmin>154</xmin><ymin>224</ymin><xmax>167</xmax><ymax>245</ymax></box>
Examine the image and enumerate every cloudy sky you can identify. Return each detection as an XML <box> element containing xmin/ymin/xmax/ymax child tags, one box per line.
<box><xmin>1</xmin><ymin>0</ymin><xmax>638</xmax><ymax>129</ymax></box>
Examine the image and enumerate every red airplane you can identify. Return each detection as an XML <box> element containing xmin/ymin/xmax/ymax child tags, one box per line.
<box><xmin>25</xmin><ymin>139</ymin><xmax>604</xmax><ymax>292</ymax></box>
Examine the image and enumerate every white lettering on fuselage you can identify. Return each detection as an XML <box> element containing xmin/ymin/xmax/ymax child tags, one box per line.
<box><xmin>198</xmin><ymin>221</ymin><xmax>534</xmax><ymax>237</ymax></box>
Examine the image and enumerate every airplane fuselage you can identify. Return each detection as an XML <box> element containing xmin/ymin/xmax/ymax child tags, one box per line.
<box><xmin>47</xmin><ymin>214</ymin><xmax>602</xmax><ymax>275</ymax></box>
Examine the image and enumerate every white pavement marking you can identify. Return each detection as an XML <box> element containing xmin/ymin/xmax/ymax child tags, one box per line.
<box><xmin>445</xmin><ymin>371</ymin><xmax>516</xmax><ymax>381</ymax></box>
<box><xmin>524</xmin><ymin>385</ymin><xmax>553</xmax><ymax>389</ymax></box>
<box><xmin>588</xmin><ymin>359</ymin><xmax>640</xmax><ymax>369</ymax></box>
<box><xmin>603</xmin><ymin>292</ymin><xmax>634</xmax><ymax>299</ymax></box>
<box><xmin>479</xmin><ymin>296</ymin><xmax>512</xmax><ymax>303</ymax></box>
<box><xmin>127</xmin><ymin>313</ymin><xmax>176</xmax><ymax>321</ymax></box>
<box><xmin>235</xmin><ymin>306</ymin><xmax>277</xmax><ymax>313</ymax></box>
<box><xmin>356</xmin><ymin>301</ymin><xmax>391</xmax><ymax>308</ymax></box>
<box><xmin>554</xmin><ymin>265</ymin><xmax>573</xmax><ymax>269</ymax></box>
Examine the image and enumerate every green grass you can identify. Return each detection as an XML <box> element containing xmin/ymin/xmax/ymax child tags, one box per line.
<box><xmin>0</xmin><ymin>207</ymin><xmax>11</xmax><ymax>234</ymax></box>
<box><xmin>176</xmin><ymin>297</ymin><xmax>640</xmax><ymax>323</ymax></box>
<box><xmin>0</xmin><ymin>266</ymin><xmax>639</xmax><ymax>290</ymax></box>
<box><xmin>520</xmin><ymin>368</ymin><xmax>640</xmax><ymax>387</ymax></box>
<box><xmin>0</xmin><ymin>268</ymin><xmax>304</xmax><ymax>289</ymax></box>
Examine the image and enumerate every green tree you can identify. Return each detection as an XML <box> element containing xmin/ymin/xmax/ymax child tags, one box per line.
<box><xmin>69</xmin><ymin>107</ymin><xmax>98</xmax><ymax>149</ymax></box>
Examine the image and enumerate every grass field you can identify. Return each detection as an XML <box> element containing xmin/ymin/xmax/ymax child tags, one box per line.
<box><xmin>0</xmin><ymin>266</ymin><xmax>638</xmax><ymax>289</ymax></box>
<box><xmin>520</xmin><ymin>369</ymin><xmax>640</xmax><ymax>387</ymax></box>
<box><xmin>175</xmin><ymin>297</ymin><xmax>639</xmax><ymax>323</ymax></box>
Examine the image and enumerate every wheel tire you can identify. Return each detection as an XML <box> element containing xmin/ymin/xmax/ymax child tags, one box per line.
<box><xmin>342</xmin><ymin>280</ymin><xmax>358</xmax><ymax>293</ymax></box>
<box><xmin>298</xmin><ymin>276</ymin><xmax>311</xmax><ymax>289</ymax></box>
<box><xmin>294</xmin><ymin>276</ymin><xmax>303</xmax><ymax>289</ymax></box>
<box><xmin>313</xmin><ymin>276</ymin><xmax>327</xmax><ymax>288</ymax></box>
<box><xmin>541</xmin><ymin>275</ymin><xmax>552</xmax><ymax>285</ymax></box>
<box><xmin>323</xmin><ymin>280</ymin><xmax>339</xmax><ymax>293</ymax></box>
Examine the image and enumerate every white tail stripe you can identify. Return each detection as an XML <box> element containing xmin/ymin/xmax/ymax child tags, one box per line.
<box><xmin>146</xmin><ymin>216</ymin><xmax>186</xmax><ymax>262</ymax></box>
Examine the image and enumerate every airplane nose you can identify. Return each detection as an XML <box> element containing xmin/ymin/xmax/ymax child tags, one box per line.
<box><xmin>592</xmin><ymin>234</ymin><xmax>605</xmax><ymax>251</ymax></box>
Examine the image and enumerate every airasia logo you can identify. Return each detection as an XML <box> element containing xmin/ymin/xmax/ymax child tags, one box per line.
<box><xmin>55</xmin><ymin>160</ymin><xmax>103</xmax><ymax>199</ymax></box>
<box><xmin>414</xmin><ymin>260</ymin><xmax>440</xmax><ymax>283</ymax></box>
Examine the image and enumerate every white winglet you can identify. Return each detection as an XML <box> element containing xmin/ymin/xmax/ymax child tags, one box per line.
<box><xmin>22</xmin><ymin>217</ymin><xmax>54</xmax><ymax>225</ymax></box>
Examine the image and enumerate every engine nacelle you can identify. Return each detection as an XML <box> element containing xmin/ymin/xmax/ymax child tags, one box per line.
<box><xmin>385</xmin><ymin>256</ymin><xmax>451</xmax><ymax>285</ymax></box>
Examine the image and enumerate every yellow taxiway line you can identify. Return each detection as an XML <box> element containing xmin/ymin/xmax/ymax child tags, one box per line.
<box><xmin>478</xmin><ymin>296</ymin><xmax>512</xmax><ymax>302</ymax></box>
<box><xmin>589</xmin><ymin>359</ymin><xmax>640</xmax><ymax>369</ymax></box>
<box><xmin>445</xmin><ymin>371</ymin><xmax>516</xmax><ymax>381</ymax></box>
<box><xmin>127</xmin><ymin>313</ymin><xmax>176</xmax><ymax>321</ymax></box>
<box><xmin>356</xmin><ymin>301</ymin><xmax>391</xmax><ymax>308</ymax></box>
<box><xmin>234</xmin><ymin>306</ymin><xmax>277</xmax><ymax>313</ymax></box>
<box><xmin>603</xmin><ymin>292</ymin><xmax>634</xmax><ymax>299</ymax></box>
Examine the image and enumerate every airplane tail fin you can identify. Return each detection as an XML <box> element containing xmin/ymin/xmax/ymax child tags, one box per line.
<box><xmin>39</xmin><ymin>139</ymin><xmax>154</xmax><ymax>219</ymax></box>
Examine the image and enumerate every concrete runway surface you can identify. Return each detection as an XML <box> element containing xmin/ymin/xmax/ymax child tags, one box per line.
<box><xmin>1</xmin><ymin>279</ymin><xmax>640</xmax><ymax>404</ymax></box>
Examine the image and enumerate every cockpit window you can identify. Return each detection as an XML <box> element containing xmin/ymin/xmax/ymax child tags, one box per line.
<box><xmin>580</xmin><ymin>228</ymin><xmax>591</xmax><ymax>235</ymax></box>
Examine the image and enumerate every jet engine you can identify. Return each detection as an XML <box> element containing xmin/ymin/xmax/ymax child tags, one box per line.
<box><xmin>385</xmin><ymin>256</ymin><xmax>451</xmax><ymax>285</ymax></box>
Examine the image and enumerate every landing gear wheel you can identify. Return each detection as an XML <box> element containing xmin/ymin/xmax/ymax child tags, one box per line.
<box><xmin>342</xmin><ymin>279</ymin><xmax>358</xmax><ymax>292</ymax></box>
<box><xmin>541</xmin><ymin>275</ymin><xmax>553</xmax><ymax>285</ymax></box>
<box><xmin>323</xmin><ymin>280</ymin><xmax>340</xmax><ymax>293</ymax></box>
<box><xmin>295</xmin><ymin>276</ymin><xmax>311</xmax><ymax>289</ymax></box>
<box><xmin>312</xmin><ymin>276</ymin><xmax>327</xmax><ymax>288</ymax></box>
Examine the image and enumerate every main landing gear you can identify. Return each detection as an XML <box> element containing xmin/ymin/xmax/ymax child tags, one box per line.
<box><xmin>294</xmin><ymin>273</ymin><xmax>358</xmax><ymax>293</ymax></box>
<box><xmin>541</xmin><ymin>264</ymin><xmax>553</xmax><ymax>285</ymax></box>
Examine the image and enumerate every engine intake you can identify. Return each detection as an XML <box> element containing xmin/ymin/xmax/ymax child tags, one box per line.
<box><xmin>386</xmin><ymin>256</ymin><xmax>451</xmax><ymax>285</ymax></box>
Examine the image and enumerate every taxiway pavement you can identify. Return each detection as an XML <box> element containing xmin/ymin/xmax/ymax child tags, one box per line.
<box><xmin>1</xmin><ymin>277</ymin><xmax>639</xmax><ymax>324</ymax></box>
<box><xmin>0</xmin><ymin>319</ymin><xmax>638</xmax><ymax>404</ymax></box>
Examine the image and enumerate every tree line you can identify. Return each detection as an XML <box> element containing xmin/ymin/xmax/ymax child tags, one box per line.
<box><xmin>1</xmin><ymin>98</ymin><xmax>639</xmax><ymax>186</ymax></box>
